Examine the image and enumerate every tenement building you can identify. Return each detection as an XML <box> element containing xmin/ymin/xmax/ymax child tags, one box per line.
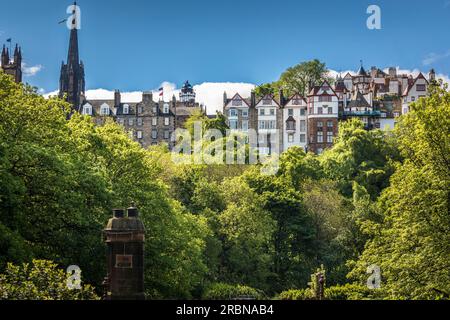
<box><xmin>58</xmin><ymin>15</ymin><xmax>205</xmax><ymax>149</ymax></box>
<box><xmin>224</xmin><ymin>63</ymin><xmax>435</xmax><ymax>155</ymax></box>
<box><xmin>1</xmin><ymin>43</ymin><xmax>22</xmax><ymax>83</ymax></box>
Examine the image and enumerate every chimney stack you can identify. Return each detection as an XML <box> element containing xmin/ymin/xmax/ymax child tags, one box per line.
<box><xmin>114</xmin><ymin>90</ymin><xmax>121</xmax><ymax>108</ymax></box>
<box><xmin>103</xmin><ymin>205</ymin><xmax>145</xmax><ymax>300</ymax></box>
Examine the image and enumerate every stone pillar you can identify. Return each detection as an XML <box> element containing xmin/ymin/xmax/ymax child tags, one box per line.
<box><xmin>103</xmin><ymin>206</ymin><xmax>145</xmax><ymax>300</ymax></box>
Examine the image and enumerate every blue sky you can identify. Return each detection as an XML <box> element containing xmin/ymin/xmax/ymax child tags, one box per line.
<box><xmin>1</xmin><ymin>0</ymin><xmax>450</xmax><ymax>95</ymax></box>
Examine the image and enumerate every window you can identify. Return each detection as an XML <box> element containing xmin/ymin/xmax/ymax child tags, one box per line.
<box><xmin>152</xmin><ymin>106</ymin><xmax>158</xmax><ymax>113</ymax></box>
<box><xmin>137</xmin><ymin>118</ymin><xmax>143</xmax><ymax>126</ymax></box>
<box><xmin>229</xmin><ymin>109</ymin><xmax>238</xmax><ymax>117</ymax></box>
<box><xmin>118</xmin><ymin>118</ymin><xmax>124</xmax><ymax>125</ymax></box>
<box><xmin>327</xmin><ymin>132</ymin><xmax>334</xmax><ymax>143</ymax></box>
<box><xmin>270</xmin><ymin>109</ymin><xmax>275</xmax><ymax>116</ymax></box>
<box><xmin>242</xmin><ymin>109</ymin><xmax>249</xmax><ymax>118</ymax></box>
<box><xmin>394</xmin><ymin>112</ymin><xmax>400</xmax><ymax>117</ymax></box>
<box><xmin>318</xmin><ymin>107</ymin><xmax>323</xmax><ymax>115</ymax></box>
<box><xmin>242</xmin><ymin>120</ymin><xmax>249</xmax><ymax>131</ymax></box>
<box><xmin>152</xmin><ymin>130</ymin><xmax>158</xmax><ymax>139</ymax></box>
<box><xmin>328</xmin><ymin>107</ymin><xmax>333</xmax><ymax>114</ymax></box>
<box><xmin>300</xmin><ymin>134</ymin><xmax>306</xmax><ymax>143</ymax></box>
<box><xmin>288</xmin><ymin>109</ymin><xmax>294</xmax><ymax>116</ymax></box>
<box><xmin>263</xmin><ymin>99</ymin><xmax>272</xmax><ymax>105</ymax></box>
<box><xmin>260</xmin><ymin>109</ymin><xmax>265</xmax><ymax>116</ymax></box>
<box><xmin>317</xmin><ymin>132</ymin><xmax>324</xmax><ymax>143</ymax></box>
<box><xmin>164</xmin><ymin>117</ymin><xmax>170</xmax><ymax>126</ymax></box>
<box><xmin>82</xmin><ymin>104</ymin><xmax>92</xmax><ymax>115</ymax></box>
<box><xmin>138</xmin><ymin>106</ymin><xmax>143</xmax><ymax>114</ymax></box>
<box><xmin>164</xmin><ymin>130</ymin><xmax>170</xmax><ymax>140</ymax></box>
<box><xmin>288</xmin><ymin>134</ymin><xmax>294</xmax><ymax>143</ymax></box>
<box><xmin>137</xmin><ymin>131</ymin><xmax>143</xmax><ymax>139</ymax></box>
<box><xmin>300</xmin><ymin>120</ymin><xmax>306</xmax><ymax>132</ymax></box>
<box><xmin>163</xmin><ymin>103</ymin><xmax>170</xmax><ymax>114</ymax></box>
<box><xmin>259</xmin><ymin>120</ymin><xmax>276</xmax><ymax>130</ymax></box>
<box><xmin>317</xmin><ymin>121</ymin><xmax>323</xmax><ymax>128</ymax></box>
<box><xmin>232</xmin><ymin>99</ymin><xmax>243</xmax><ymax>107</ymax></box>
<box><xmin>327</xmin><ymin>121</ymin><xmax>333</xmax><ymax>128</ymax></box>
<box><xmin>286</xmin><ymin>119</ymin><xmax>296</xmax><ymax>131</ymax></box>
<box><xmin>100</xmin><ymin>104</ymin><xmax>110</xmax><ymax>116</ymax></box>
<box><xmin>319</xmin><ymin>96</ymin><xmax>332</xmax><ymax>102</ymax></box>
<box><xmin>229</xmin><ymin>120</ymin><xmax>238</xmax><ymax>130</ymax></box>
<box><xmin>123</xmin><ymin>104</ymin><xmax>129</xmax><ymax>115</ymax></box>
<box><xmin>300</xmin><ymin>109</ymin><xmax>306</xmax><ymax>116</ymax></box>
<box><xmin>152</xmin><ymin>118</ymin><xmax>157</xmax><ymax>126</ymax></box>
<box><xmin>416</xmin><ymin>84</ymin><xmax>426</xmax><ymax>91</ymax></box>
<box><xmin>128</xmin><ymin>118</ymin><xmax>134</xmax><ymax>126</ymax></box>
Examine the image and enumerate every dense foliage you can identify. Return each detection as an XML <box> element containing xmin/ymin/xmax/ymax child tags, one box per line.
<box><xmin>0</xmin><ymin>71</ymin><xmax>448</xmax><ymax>300</ymax></box>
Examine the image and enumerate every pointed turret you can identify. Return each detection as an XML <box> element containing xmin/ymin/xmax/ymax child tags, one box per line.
<box><xmin>13</xmin><ymin>44</ymin><xmax>21</xmax><ymax>65</ymax></box>
<box><xmin>1</xmin><ymin>46</ymin><xmax>9</xmax><ymax>66</ymax></box>
<box><xmin>59</xmin><ymin>3</ymin><xmax>85</xmax><ymax>112</ymax></box>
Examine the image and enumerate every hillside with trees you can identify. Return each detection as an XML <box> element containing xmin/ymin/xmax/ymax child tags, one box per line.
<box><xmin>0</xmin><ymin>69</ymin><xmax>448</xmax><ymax>300</ymax></box>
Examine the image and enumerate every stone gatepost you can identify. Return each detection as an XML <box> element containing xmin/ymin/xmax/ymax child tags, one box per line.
<box><xmin>103</xmin><ymin>206</ymin><xmax>145</xmax><ymax>300</ymax></box>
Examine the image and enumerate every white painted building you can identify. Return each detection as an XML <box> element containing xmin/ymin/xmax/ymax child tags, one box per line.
<box><xmin>283</xmin><ymin>94</ymin><xmax>308</xmax><ymax>152</ymax></box>
<box><xmin>402</xmin><ymin>73</ymin><xmax>429</xmax><ymax>114</ymax></box>
<box><xmin>256</xmin><ymin>95</ymin><xmax>281</xmax><ymax>155</ymax></box>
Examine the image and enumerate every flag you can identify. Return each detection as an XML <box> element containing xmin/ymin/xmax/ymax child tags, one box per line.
<box><xmin>6</xmin><ymin>38</ymin><xmax>11</xmax><ymax>43</ymax></box>
<box><xmin>159</xmin><ymin>87</ymin><xmax>164</xmax><ymax>97</ymax></box>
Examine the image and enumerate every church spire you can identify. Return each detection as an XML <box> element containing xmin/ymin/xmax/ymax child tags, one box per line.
<box><xmin>59</xmin><ymin>2</ymin><xmax>85</xmax><ymax>112</ymax></box>
<box><xmin>67</xmin><ymin>4</ymin><xmax>79</xmax><ymax>67</ymax></box>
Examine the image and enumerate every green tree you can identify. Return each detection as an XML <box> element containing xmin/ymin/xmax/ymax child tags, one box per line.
<box><xmin>349</xmin><ymin>82</ymin><xmax>450</xmax><ymax>299</ymax></box>
<box><xmin>320</xmin><ymin>119</ymin><xmax>398</xmax><ymax>198</ymax></box>
<box><xmin>278</xmin><ymin>59</ymin><xmax>332</xmax><ymax>97</ymax></box>
<box><xmin>0</xmin><ymin>260</ymin><xmax>98</xmax><ymax>300</ymax></box>
<box><xmin>217</xmin><ymin>177</ymin><xmax>276</xmax><ymax>291</ymax></box>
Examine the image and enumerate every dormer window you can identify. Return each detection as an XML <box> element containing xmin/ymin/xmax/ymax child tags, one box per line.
<box><xmin>163</xmin><ymin>103</ymin><xmax>170</xmax><ymax>114</ymax></box>
<box><xmin>263</xmin><ymin>99</ymin><xmax>272</xmax><ymax>105</ymax></box>
<box><xmin>123</xmin><ymin>104</ymin><xmax>129</xmax><ymax>115</ymax></box>
<box><xmin>82</xmin><ymin>103</ymin><xmax>92</xmax><ymax>115</ymax></box>
<box><xmin>100</xmin><ymin>103</ymin><xmax>110</xmax><ymax>116</ymax></box>
<box><xmin>232</xmin><ymin>99</ymin><xmax>243</xmax><ymax>107</ymax></box>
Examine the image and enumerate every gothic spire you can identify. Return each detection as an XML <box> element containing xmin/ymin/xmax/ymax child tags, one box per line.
<box><xmin>67</xmin><ymin>2</ymin><xmax>80</xmax><ymax>66</ymax></box>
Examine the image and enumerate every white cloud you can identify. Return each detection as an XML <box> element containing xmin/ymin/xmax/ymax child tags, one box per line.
<box><xmin>22</xmin><ymin>63</ymin><xmax>43</xmax><ymax>77</ymax></box>
<box><xmin>44</xmin><ymin>82</ymin><xmax>256</xmax><ymax>115</ymax></box>
<box><xmin>422</xmin><ymin>50</ymin><xmax>450</xmax><ymax>66</ymax></box>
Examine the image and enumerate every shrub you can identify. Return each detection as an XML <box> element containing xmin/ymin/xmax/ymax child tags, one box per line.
<box><xmin>0</xmin><ymin>260</ymin><xmax>99</xmax><ymax>300</ymax></box>
<box><xmin>325</xmin><ymin>284</ymin><xmax>380</xmax><ymax>300</ymax></box>
<box><xmin>202</xmin><ymin>283</ymin><xmax>265</xmax><ymax>300</ymax></box>
<box><xmin>277</xmin><ymin>289</ymin><xmax>314</xmax><ymax>300</ymax></box>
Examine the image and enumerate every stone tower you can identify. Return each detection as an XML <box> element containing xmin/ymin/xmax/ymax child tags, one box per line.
<box><xmin>1</xmin><ymin>44</ymin><xmax>22</xmax><ymax>83</ymax></box>
<box><xmin>179</xmin><ymin>80</ymin><xmax>196</xmax><ymax>105</ymax></box>
<box><xmin>103</xmin><ymin>206</ymin><xmax>145</xmax><ymax>300</ymax></box>
<box><xmin>59</xmin><ymin>4</ymin><xmax>85</xmax><ymax>111</ymax></box>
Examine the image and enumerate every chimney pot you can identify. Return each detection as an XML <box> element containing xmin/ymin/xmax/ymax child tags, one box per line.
<box><xmin>127</xmin><ymin>206</ymin><xmax>139</xmax><ymax>218</ymax></box>
<box><xmin>113</xmin><ymin>209</ymin><xmax>125</xmax><ymax>219</ymax></box>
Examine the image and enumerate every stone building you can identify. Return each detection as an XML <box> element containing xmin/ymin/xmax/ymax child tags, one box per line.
<box><xmin>307</xmin><ymin>81</ymin><xmax>339</xmax><ymax>154</ymax></box>
<box><xmin>1</xmin><ymin>43</ymin><xmax>22</xmax><ymax>83</ymax></box>
<box><xmin>58</xmin><ymin>14</ymin><xmax>205</xmax><ymax>150</ymax></box>
<box><xmin>223</xmin><ymin>63</ymin><xmax>435</xmax><ymax>155</ymax></box>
